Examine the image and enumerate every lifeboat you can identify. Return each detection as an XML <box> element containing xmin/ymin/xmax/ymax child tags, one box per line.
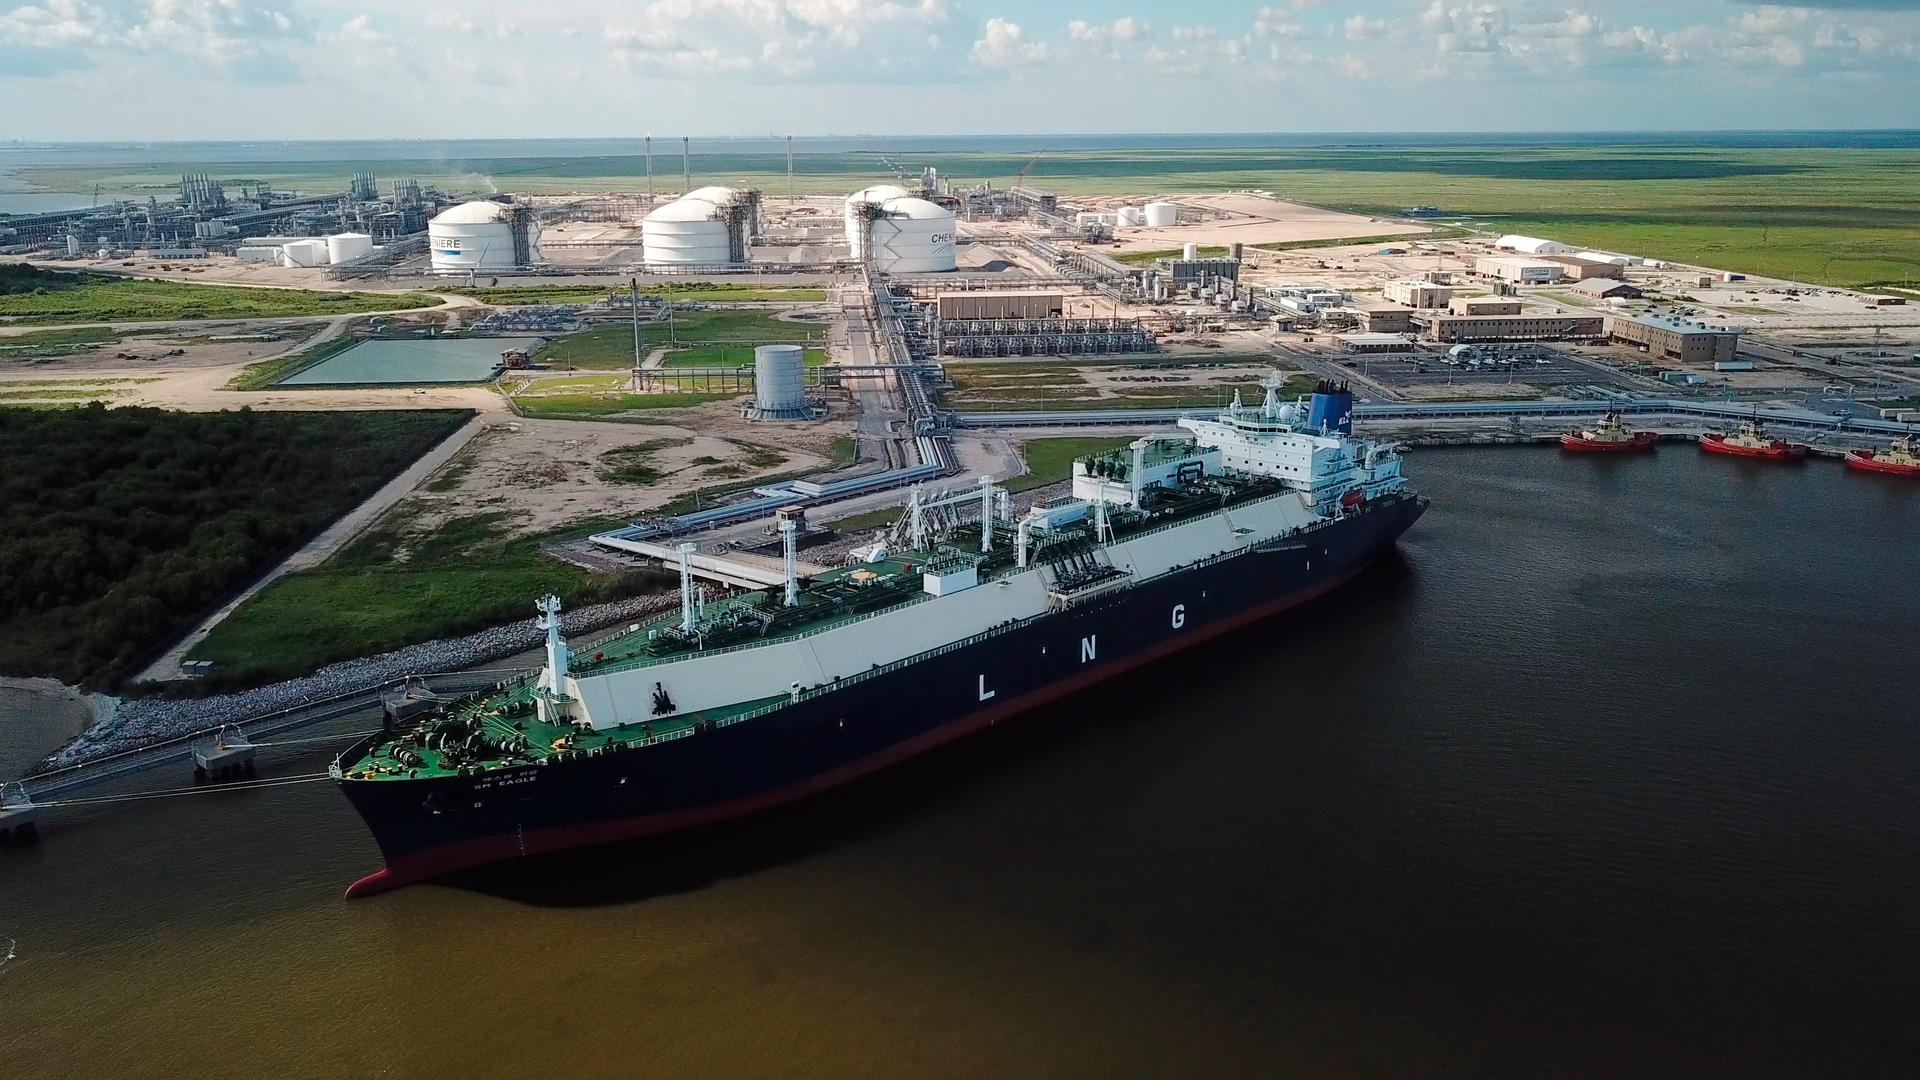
<box><xmin>1561</xmin><ymin>412</ymin><xmax>1656</xmax><ymax>452</ymax></box>
<box><xmin>1699</xmin><ymin>420</ymin><xmax>1806</xmax><ymax>461</ymax></box>
<box><xmin>1845</xmin><ymin>435</ymin><xmax>1920</xmax><ymax>477</ymax></box>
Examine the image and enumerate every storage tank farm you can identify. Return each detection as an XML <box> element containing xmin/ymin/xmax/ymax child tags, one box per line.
<box><xmin>428</xmin><ymin>200</ymin><xmax>541</xmax><ymax>272</ymax></box>
<box><xmin>749</xmin><ymin>344</ymin><xmax>811</xmax><ymax>420</ymax></box>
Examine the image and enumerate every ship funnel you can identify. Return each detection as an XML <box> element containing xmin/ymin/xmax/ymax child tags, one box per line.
<box><xmin>1306</xmin><ymin>379</ymin><xmax>1354</xmax><ymax>436</ymax></box>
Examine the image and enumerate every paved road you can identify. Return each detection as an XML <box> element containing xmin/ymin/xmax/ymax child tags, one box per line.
<box><xmin>132</xmin><ymin>415</ymin><xmax>489</xmax><ymax>684</ymax></box>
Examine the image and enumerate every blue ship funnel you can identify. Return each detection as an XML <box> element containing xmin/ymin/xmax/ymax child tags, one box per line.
<box><xmin>1306</xmin><ymin>379</ymin><xmax>1354</xmax><ymax>435</ymax></box>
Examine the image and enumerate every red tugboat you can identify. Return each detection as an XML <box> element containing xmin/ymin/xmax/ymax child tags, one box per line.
<box><xmin>1845</xmin><ymin>435</ymin><xmax>1920</xmax><ymax>477</ymax></box>
<box><xmin>1561</xmin><ymin>412</ymin><xmax>1657</xmax><ymax>452</ymax></box>
<box><xmin>1699</xmin><ymin>419</ymin><xmax>1807</xmax><ymax>461</ymax></box>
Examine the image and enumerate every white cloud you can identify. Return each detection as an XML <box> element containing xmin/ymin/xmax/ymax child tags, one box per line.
<box><xmin>1343</xmin><ymin>15</ymin><xmax>1388</xmax><ymax>41</ymax></box>
<box><xmin>601</xmin><ymin>0</ymin><xmax>954</xmax><ymax>82</ymax></box>
<box><xmin>1066</xmin><ymin>15</ymin><xmax>1147</xmax><ymax>53</ymax></box>
<box><xmin>969</xmin><ymin>16</ymin><xmax>1048</xmax><ymax>68</ymax></box>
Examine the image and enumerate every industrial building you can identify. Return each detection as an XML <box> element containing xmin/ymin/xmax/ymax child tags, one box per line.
<box><xmin>931</xmin><ymin>317</ymin><xmax>1152</xmax><ymax>357</ymax></box>
<box><xmin>429</xmin><ymin>200</ymin><xmax>540</xmax><ymax>271</ymax></box>
<box><xmin>1475</xmin><ymin>255</ymin><xmax>1564</xmax><ymax>284</ymax></box>
<box><xmin>935</xmin><ymin>292</ymin><xmax>1064</xmax><ymax>320</ymax></box>
<box><xmin>1494</xmin><ymin>235</ymin><xmax>1573</xmax><ymax>255</ymax></box>
<box><xmin>1384</xmin><ymin>280</ymin><xmax>1451</xmax><ymax>308</ymax></box>
<box><xmin>1606</xmin><ymin>312</ymin><xmax>1740</xmax><ymax>364</ymax></box>
<box><xmin>1539</xmin><ymin>254</ymin><xmax>1625</xmax><ymax>280</ymax></box>
<box><xmin>1338</xmin><ymin>333</ymin><xmax>1414</xmax><ymax>353</ymax></box>
<box><xmin>1412</xmin><ymin>311</ymin><xmax>1606</xmax><ymax>343</ymax></box>
<box><xmin>1571</xmin><ymin>279</ymin><xmax>1643</xmax><ymax>300</ymax></box>
<box><xmin>1351</xmin><ymin>300</ymin><xmax>1414</xmax><ymax>334</ymax></box>
<box><xmin>1449</xmin><ymin>296</ymin><xmax>1522</xmax><ymax>316</ymax></box>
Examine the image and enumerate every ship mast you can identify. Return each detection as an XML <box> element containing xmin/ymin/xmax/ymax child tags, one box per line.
<box><xmin>536</xmin><ymin>594</ymin><xmax>569</xmax><ymax>691</ymax></box>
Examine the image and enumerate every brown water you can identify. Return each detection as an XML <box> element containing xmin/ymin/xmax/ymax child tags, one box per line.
<box><xmin>4</xmin><ymin>446</ymin><xmax>1919</xmax><ymax>1078</ymax></box>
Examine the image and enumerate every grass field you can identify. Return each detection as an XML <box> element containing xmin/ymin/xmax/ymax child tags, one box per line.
<box><xmin>534</xmin><ymin>311</ymin><xmax>825</xmax><ymax>370</ymax></box>
<box><xmin>186</xmin><ymin>510</ymin><xmax>667</xmax><ymax>687</ymax></box>
<box><xmin>450</xmin><ymin>283</ymin><xmax>829</xmax><ymax>305</ymax></box>
<box><xmin>0</xmin><ymin>264</ymin><xmax>439</xmax><ymax>325</ymax></box>
<box><xmin>1008</xmin><ymin>437</ymin><xmax>1136</xmax><ymax>493</ymax></box>
<box><xmin>509</xmin><ymin>389</ymin><xmax>740</xmax><ymax>419</ymax></box>
<box><xmin>659</xmin><ymin>344</ymin><xmax>828</xmax><ymax>368</ymax></box>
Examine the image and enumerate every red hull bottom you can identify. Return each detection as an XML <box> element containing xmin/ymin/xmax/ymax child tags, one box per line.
<box><xmin>1699</xmin><ymin>435</ymin><xmax>1805</xmax><ymax>461</ymax></box>
<box><xmin>345</xmin><ymin>561</ymin><xmax>1376</xmax><ymax>899</ymax></box>
<box><xmin>1846</xmin><ymin>451</ymin><xmax>1920</xmax><ymax>477</ymax></box>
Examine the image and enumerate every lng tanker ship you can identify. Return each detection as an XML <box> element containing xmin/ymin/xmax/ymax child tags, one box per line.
<box><xmin>331</xmin><ymin>380</ymin><xmax>1426</xmax><ymax>896</ymax></box>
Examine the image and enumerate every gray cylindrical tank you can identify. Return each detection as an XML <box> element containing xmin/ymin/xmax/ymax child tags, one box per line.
<box><xmin>751</xmin><ymin>343</ymin><xmax>810</xmax><ymax>420</ymax></box>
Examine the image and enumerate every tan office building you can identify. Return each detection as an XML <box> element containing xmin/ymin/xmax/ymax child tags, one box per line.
<box><xmin>1384</xmin><ymin>279</ymin><xmax>1452</xmax><ymax>308</ymax></box>
<box><xmin>1413</xmin><ymin>312</ymin><xmax>1606</xmax><ymax>343</ymax></box>
<box><xmin>1606</xmin><ymin>312</ymin><xmax>1739</xmax><ymax>364</ymax></box>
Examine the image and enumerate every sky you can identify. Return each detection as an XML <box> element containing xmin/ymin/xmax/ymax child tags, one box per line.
<box><xmin>0</xmin><ymin>0</ymin><xmax>1916</xmax><ymax>140</ymax></box>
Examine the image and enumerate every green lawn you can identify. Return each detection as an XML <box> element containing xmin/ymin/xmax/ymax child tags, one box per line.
<box><xmin>186</xmin><ymin>512</ymin><xmax>668</xmax><ymax>687</ymax></box>
<box><xmin>941</xmin><ymin>358</ymin><xmax>1312</xmax><ymax>412</ymax></box>
<box><xmin>1007</xmin><ymin>437</ymin><xmax>1136</xmax><ymax>493</ymax></box>
<box><xmin>659</xmin><ymin>344</ymin><xmax>828</xmax><ymax>368</ymax></box>
<box><xmin>534</xmin><ymin>311</ymin><xmax>825</xmax><ymax>370</ymax></box>
<box><xmin>450</xmin><ymin>283</ymin><xmax>829</xmax><ymax>304</ymax></box>
<box><xmin>0</xmin><ymin>264</ymin><xmax>439</xmax><ymax>325</ymax></box>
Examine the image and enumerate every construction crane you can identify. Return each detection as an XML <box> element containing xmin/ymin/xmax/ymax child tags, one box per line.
<box><xmin>1013</xmin><ymin>154</ymin><xmax>1040</xmax><ymax>188</ymax></box>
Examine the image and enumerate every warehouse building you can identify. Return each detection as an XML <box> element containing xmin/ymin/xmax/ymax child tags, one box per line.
<box><xmin>1494</xmin><ymin>234</ymin><xmax>1573</xmax><ymax>255</ymax></box>
<box><xmin>1413</xmin><ymin>312</ymin><xmax>1605</xmax><ymax>343</ymax></box>
<box><xmin>1606</xmin><ymin>312</ymin><xmax>1739</xmax><ymax>364</ymax></box>
<box><xmin>1351</xmin><ymin>300</ymin><xmax>1414</xmax><ymax>334</ymax></box>
<box><xmin>1339</xmin><ymin>332</ymin><xmax>1414</xmax><ymax>353</ymax></box>
<box><xmin>1475</xmin><ymin>255</ymin><xmax>1564</xmax><ymax>284</ymax></box>
<box><xmin>1571</xmin><ymin>279</ymin><xmax>1643</xmax><ymax>300</ymax></box>
<box><xmin>1384</xmin><ymin>279</ymin><xmax>1452</xmax><ymax>308</ymax></box>
<box><xmin>1539</xmin><ymin>254</ymin><xmax>1626</xmax><ymax>280</ymax></box>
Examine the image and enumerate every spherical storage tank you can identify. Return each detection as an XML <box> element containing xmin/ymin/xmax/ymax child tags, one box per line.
<box><xmin>866</xmin><ymin>197</ymin><xmax>956</xmax><ymax>274</ymax></box>
<box><xmin>843</xmin><ymin>185</ymin><xmax>910</xmax><ymax>257</ymax></box>
<box><xmin>429</xmin><ymin>200</ymin><xmax>541</xmax><ymax>271</ymax></box>
<box><xmin>750</xmin><ymin>344</ymin><xmax>810</xmax><ymax>420</ymax></box>
<box><xmin>642</xmin><ymin>197</ymin><xmax>732</xmax><ymax>267</ymax></box>
<box><xmin>1143</xmin><ymin>201</ymin><xmax>1178</xmax><ymax>228</ymax></box>
<box><xmin>325</xmin><ymin>232</ymin><xmax>373</xmax><ymax>264</ymax></box>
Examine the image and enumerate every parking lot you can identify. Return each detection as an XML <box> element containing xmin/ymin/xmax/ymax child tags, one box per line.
<box><xmin>1325</xmin><ymin>345</ymin><xmax>1647</xmax><ymax>395</ymax></box>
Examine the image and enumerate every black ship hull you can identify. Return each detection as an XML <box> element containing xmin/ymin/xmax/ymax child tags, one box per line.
<box><xmin>339</xmin><ymin>494</ymin><xmax>1426</xmax><ymax>897</ymax></box>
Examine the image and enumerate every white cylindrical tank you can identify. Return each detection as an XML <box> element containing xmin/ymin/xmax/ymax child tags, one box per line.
<box><xmin>868</xmin><ymin>197</ymin><xmax>956</xmax><ymax>274</ymax></box>
<box><xmin>642</xmin><ymin>198</ymin><xmax>732</xmax><ymax>267</ymax></box>
<box><xmin>429</xmin><ymin>200</ymin><xmax>539</xmax><ymax>271</ymax></box>
<box><xmin>751</xmin><ymin>344</ymin><xmax>810</xmax><ymax>420</ymax></box>
<box><xmin>326</xmin><ymin>232</ymin><xmax>373</xmax><ymax>264</ymax></box>
<box><xmin>844</xmin><ymin>184</ymin><xmax>910</xmax><ymax>257</ymax></box>
<box><xmin>1143</xmin><ymin>201</ymin><xmax>1178</xmax><ymax>227</ymax></box>
<box><xmin>1117</xmin><ymin>207</ymin><xmax>1145</xmax><ymax>227</ymax></box>
<box><xmin>281</xmin><ymin>239</ymin><xmax>329</xmax><ymax>267</ymax></box>
<box><xmin>1182</xmin><ymin>242</ymin><xmax>1199</xmax><ymax>261</ymax></box>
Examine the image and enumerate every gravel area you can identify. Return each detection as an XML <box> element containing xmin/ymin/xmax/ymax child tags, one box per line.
<box><xmin>42</xmin><ymin>593</ymin><xmax>678</xmax><ymax>770</ymax></box>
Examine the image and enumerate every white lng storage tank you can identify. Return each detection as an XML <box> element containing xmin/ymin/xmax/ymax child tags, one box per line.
<box><xmin>750</xmin><ymin>344</ymin><xmax>811</xmax><ymax>420</ymax></box>
<box><xmin>325</xmin><ymin>232</ymin><xmax>373</xmax><ymax>264</ymax></box>
<box><xmin>642</xmin><ymin>196</ymin><xmax>731</xmax><ymax>267</ymax></box>
<box><xmin>866</xmin><ymin>196</ymin><xmax>956</xmax><ymax>274</ymax></box>
<box><xmin>843</xmin><ymin>184</ymin><xmax>910</xmax><ymax>257</ymax></box>
<box><xmin>429</xmin><ymin>200</ymin><xmax>540</xmax><ymax>271</ymax></box>
<box><xmin>1143</xmin><ymin>201</ymin><xmax>1178</xmax><ymax>227</ymax></box>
